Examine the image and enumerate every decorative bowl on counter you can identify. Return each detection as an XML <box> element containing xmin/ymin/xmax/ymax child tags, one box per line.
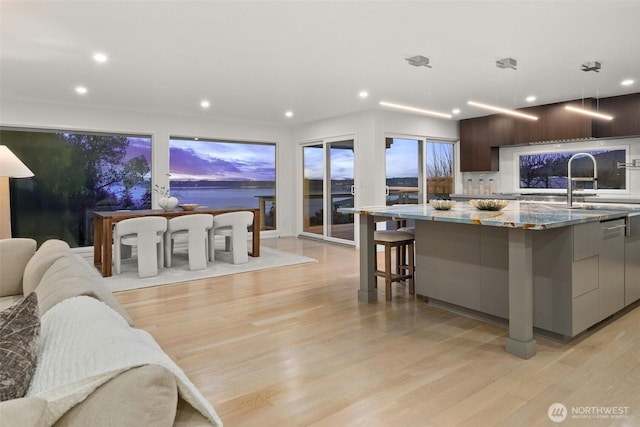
<box><xmin>469</xmin><ymin>199</ymin><xmax>509</xmax><ymax>211</ymax></box>
<box><xmin>429</xmin><ymin>199</ymin><xmax>456</xmax><ymax>210</ymax></box>
<box><xmin>178</xmin><ymin>204</ymin><xmax>199</xmax><ymax>211</ymax></box>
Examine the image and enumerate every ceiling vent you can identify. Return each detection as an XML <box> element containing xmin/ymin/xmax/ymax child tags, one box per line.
<box><xmin>581</xmin><ymin>61</ymin><xmax>601</xmax><ymax>72</ymax></box>
<box><xmin>405</xmin><ymin>55</ymin><xmax>431</xmax><ymax>68</ymax></box>
<box><xmin>496</xmin><ymin>57</ymin><xmax>517</xmax><ymax>70</ymax></box>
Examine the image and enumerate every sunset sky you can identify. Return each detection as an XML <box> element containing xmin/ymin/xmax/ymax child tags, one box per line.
<box><xmin>168</xmin><ymin>139</ymin><xmax>276</xmax><ymax>181</ymax></box>
<box><xmin>126</xmin><ymin>137</ymin><xmax>451</xmax><ymax>182</ymax></box>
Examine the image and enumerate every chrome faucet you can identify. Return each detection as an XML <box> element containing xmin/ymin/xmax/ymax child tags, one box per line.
<box><xmin>567</xmin><ymin>152</ymin><xmax>597</xmax><ymax>208</ymax></box>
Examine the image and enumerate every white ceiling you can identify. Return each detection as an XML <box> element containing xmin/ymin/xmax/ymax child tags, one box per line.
<box><xmin>1</xmin><ymin>1</ymin><xmax>639</xmax><ymax>126</ymax></box>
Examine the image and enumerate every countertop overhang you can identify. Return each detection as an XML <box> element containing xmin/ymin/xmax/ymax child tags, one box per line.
<box><xmin>340</xmin><ymin>201</ymin><xmax>632</xmax><ymax>230</ymax></box>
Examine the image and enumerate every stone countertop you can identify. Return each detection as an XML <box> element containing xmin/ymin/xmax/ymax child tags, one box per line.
<box><xmin>339</xmin><ymin>201</ymin><xmax>631</xmax><ymax>230</ymax></box>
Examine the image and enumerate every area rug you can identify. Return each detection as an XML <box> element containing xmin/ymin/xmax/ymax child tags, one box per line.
<box><xmin>78</xmin><ymin>242</ymin><xmax>316</xmax><ymax>293</ymax></box>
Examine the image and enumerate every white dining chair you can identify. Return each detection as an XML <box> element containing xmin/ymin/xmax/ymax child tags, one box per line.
<box><xmin>209</xmin><ymin>211</ymin><xmax>254</xmax><ymax>264</ymax></box>
<box><xmin>165</xmin><ymin>214</ymin><xmax>213</xmax><ymax>271</ymax></box>
<box><xmin>113</xmin><ymin>216</ymin><xmax>167</xmax><ymax>278</ymax></box>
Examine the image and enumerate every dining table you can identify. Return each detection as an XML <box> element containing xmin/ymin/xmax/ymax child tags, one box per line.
<box><xmin>93</xmin><ymin>207</ymin><xmax>261</xmax><ymax>277</ymax></box>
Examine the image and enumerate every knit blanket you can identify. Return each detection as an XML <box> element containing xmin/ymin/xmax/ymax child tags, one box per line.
<box><xmin>26</xmin><ymin>296</ymin><xmax>222</xmax><ymax>426</ymax></box>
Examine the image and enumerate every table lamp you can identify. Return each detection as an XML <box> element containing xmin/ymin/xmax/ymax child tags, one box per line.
<box><xmin>0</xmin><ymin>145</ymin><xmax>34</xmax><ymax>239</ymax></box>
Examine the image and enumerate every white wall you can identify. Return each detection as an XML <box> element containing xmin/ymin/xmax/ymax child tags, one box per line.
<box><xmin>0</xmin><ymin>99</ymin><xmax>297</xmax><ymax>235</ymax></box>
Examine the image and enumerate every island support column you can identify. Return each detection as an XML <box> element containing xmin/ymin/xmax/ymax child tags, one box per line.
<box><xmin>358</xmin><ymin>213</ymin><xmax>377</xmax><ymax>302</ymax></box>
<box><xmin>505</xmin><ymin>228</ymin><xmax>537</xmax><ymax>359</ymax></box>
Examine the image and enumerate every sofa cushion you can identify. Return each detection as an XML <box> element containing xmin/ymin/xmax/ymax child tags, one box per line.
<box><xmin>55</xmin><ymin>364</ymin><xmax>178</xmax><ymax>427</ymax></box>
<box><xmin>35</xmin><ymin>254</ymin><xmax>134</xmax><ymax>326</ymax></box>
<box><xmin>0</xmin><ymin>396</ymin><xmax>47</xmax><ymax>427</ymax></box>
<box><xmin>23</xmin><ymin>239</ymin><xmax>70</xmax><ymax>295</ymax></box>
<box><xmin>0</xmin><ymin>293</ymin><xmax>40</xmax><ymax>401</ymax></box>
<box><xmin>0</xmin><ymin>238</ymin><xmax>37</xmax><ymax>297</ymax></box>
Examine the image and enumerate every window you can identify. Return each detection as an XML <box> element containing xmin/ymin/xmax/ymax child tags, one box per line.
<box><xmin>426</xmin><ymin>140</ymin><xmax>455</xmax><ymax>199</ymax></box>
<box><xmin>385</xmin><ymin>138</ymin><xmax>419</xmax><ymax>205</ymax></box>
<box><xmin>1</xmin><ymin>128</ymin><xmax>152</xmax><ymax>247</ymax></box>
<box><xmin>169</xmin><ymin>138</ymin><xmax>276</xmax><ymax>230</ymax></box>
<box><xmin>385</xmin><ymin>137</ymin><xmax>455</xmax><ymax>205</ymax></box>
<box><xmin>519</xmin><ymin>149</ymin><xmax>626</xmax><ymax>190</ymax></box>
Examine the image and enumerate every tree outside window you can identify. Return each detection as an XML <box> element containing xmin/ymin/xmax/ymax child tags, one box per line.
<box><xmin>3</xmin><ymin>129</ymin><xmax>151</xmax><ymax>246</ymax></box>
<box><xmin>519</xmin><ymin>149</ymin><xmax>626</xmax><ymax>190</ymax></box>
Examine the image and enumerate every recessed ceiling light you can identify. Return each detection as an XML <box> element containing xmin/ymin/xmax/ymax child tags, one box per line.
<box><xmin>93</xmin><ymin>52</ymin><xmax>108</xmax><ymax>63</ymax></box>
<box><xmin>200</xmin><ymin>100</ymin><xmax>210</xmax><ymax>108</ymax></box>
<box><xmin>621</xmin><ymin>79</ymin><xmax>635</xmax><ymax>86</ymax></box>
<box><xmin>75</xmin><ymin>86</ymin><xmax>88</xmax><ymax>95</ymax></box>
<box><xmin>525</xmin><ymin>95</ymin><xmax>536</xmax><ymax>102</ymax></box>
<box><xmin>452</xmin><ymin>108</ymin><xmax>461</xmax><ymax>115</ymax></box>
<box><xmin>359</xmin><ymin>91</ymin><xmax>369</xmax><ymax>99</ymax></box>
<box><xmin>379</xmin><ymin>101</ymin><xmax>452</xmax><ymax>119</ymax></box>
<box><xmin>285</xmin><ymin>111</ymin><xmax>293</xmax><ymax>118</ymax></box>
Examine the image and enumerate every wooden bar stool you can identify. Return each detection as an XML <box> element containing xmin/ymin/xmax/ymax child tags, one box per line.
<box><xmin>396</xmin><ymin>226</ymin><xmax>415</xmax><ymax>270</ymax></box>
<box><xmin>374</xmin><ymin>230</ymin><xmax>415</xmax><ymax>301</ymax></box>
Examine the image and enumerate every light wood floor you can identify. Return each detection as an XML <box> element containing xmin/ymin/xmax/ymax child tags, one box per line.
<box><xmin>115</xmin><ymin>237</ymin><xmax>640</xmax><ymax>426</ymax></box>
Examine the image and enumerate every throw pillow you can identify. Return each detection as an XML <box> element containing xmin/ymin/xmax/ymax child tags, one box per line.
<box><xmin>0</xmin><ymin>293</ymin><xmax>40</xmax><ymax>401</ymax></box>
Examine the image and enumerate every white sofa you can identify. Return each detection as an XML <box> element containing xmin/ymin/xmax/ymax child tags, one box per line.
<box><xmin>0</xmin><ymin>238</ymin><xmax>222</xmax><ymax>427</ymax></box>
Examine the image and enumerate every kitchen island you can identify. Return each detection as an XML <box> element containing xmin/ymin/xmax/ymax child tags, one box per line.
<box><xmin>340</xmin><ymin>202</ymin><xmax>639</xmax><ymax>359</ymax></box>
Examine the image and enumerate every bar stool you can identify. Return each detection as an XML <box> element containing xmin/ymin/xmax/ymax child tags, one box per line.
<box><xmin>374</xmin><ymin>230</ymin><xmax>415</xmax><ymax>301</ymax></box>
<box><xmin>397</xmin><ymin>226</ymin><xmax>415</xmax><ymax>269</ymax></box>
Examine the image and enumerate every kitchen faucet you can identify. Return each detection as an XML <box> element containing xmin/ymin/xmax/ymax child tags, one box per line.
<box><xmin>567</xmin><ymin>152</ymin><xmax>597</xmax><ymax>208</ymax></box>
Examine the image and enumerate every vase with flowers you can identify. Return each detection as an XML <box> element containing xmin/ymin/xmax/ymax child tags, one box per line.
<box><xmin>154</xmin><ymin>184</ymin><xmax>178</xmax><ymax>211</ymax></box>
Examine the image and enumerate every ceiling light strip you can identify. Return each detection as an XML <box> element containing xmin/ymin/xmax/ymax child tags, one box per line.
<box><xmin>564</xmin><ymin>105</ymin><xmax>613</xmax><ymax>121</ymax></box>
<box><xmin>467</xmin><ymin>100</ymin><xmax>538</xmax><ymax>121</ymax></box>
<box><xmin>379</xmin><ymin>101</ymin><xmax>452</xmax><ymax>119</ymax></box>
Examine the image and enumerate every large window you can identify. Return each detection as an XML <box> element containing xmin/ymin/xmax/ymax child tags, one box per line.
<box><xmin>169</xmin><ymin>138</ymin><xmax>276</xmax><ymax>230</ymax></box>
<box><xmin>2</xmin><ymin>128</ymin><xmax>152</xmax><ymax>247</ymax></box>
<box><xmin>519</xmin><ymin>149</ymin><xmax>626</xmax><ymax>190</ymax></box>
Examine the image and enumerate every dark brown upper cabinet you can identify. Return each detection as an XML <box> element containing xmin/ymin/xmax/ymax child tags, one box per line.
<box><xmin>594</xmin><ymin>93</ymin><xmax>640</xmax><ymax>138</ymax></box>
<box><xmin>459</xmin><ymin>92</ymin><xmax>640</xmax><ymax>172</ymax></box>
<box><xmin>512</xmin><ymin>99</ymin><xmax>595</xmax><ymax>144</ymax></box>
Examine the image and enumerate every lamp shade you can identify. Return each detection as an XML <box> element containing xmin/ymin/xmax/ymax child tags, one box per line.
<box><xmin>0</xmin><ymin>145</ymin><xmax>34</xmax><ymax>178</ymax></box>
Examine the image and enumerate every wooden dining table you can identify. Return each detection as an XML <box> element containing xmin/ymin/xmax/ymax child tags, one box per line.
<box><xmin>93</xmin><ymin>207</ymin><xmax>261</xmax><ymax>277</ymax></box>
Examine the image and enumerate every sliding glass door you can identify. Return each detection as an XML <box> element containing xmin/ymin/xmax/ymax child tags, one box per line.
<box><xmin>301</xmin><ymin>137</ymin><xmax>355</xmax><ymax>244</ymax></box>
<box><xmin>385</xmin><ymin>136</ymin><xmax>455</xmax><ymax>204</ymax></box>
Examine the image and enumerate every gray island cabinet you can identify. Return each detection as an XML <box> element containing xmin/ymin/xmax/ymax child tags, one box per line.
<box><xmin>340</xmin><ymin>202</ymin><xmax>639</xmax><ymax>359</ymax></box>
<box><xmin>416</xmin><ymin>217</ymin><xmax>629</xmax><ymax>338</ymax></box>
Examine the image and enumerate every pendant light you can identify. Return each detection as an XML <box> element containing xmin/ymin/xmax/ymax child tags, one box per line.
<box><xmin>467</xmin><ymin>58</ymin><xmax>539</xmax><ymax>120</ymax></box>
<box><xmin>564</xmin><ymin>61</ymin><xmax>614</xmax><ymax>121</ymax></box>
